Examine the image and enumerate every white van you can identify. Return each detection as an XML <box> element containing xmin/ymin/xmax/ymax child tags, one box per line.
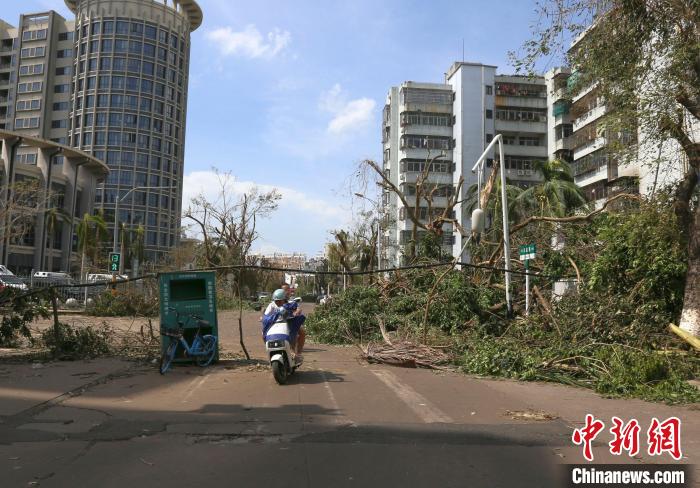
<box><xmin>33</xmin><ymin>271</ymin><xmax>73</xmax><ymax>283</ymax></box>
<box><xmin>86</xmin><ymin>273</ymin><xmax>127</xmax><ymax>283</ymax></box>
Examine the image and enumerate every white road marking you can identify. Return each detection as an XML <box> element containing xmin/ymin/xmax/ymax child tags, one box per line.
<box><xmin>181</xmin><ymin>373</ymin><xmax>210</xmax><ymax>403</ymax></box>
<box><xmin>320</xmin><ymin>370</ymin><xmax>352</xmax><ymax>426</ymax></box>
<box><xmin>370</xmin><ymin>369</ymin><xmax>453</xmax><ymax>424</ymax></box>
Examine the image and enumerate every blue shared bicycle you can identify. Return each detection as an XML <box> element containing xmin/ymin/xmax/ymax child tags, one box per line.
<box><xmin>159</xmin><ymin>308</ymin><xmax>217</xmax><ymax>374</ymax></box>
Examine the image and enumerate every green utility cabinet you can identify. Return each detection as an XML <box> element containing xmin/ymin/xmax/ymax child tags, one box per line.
<box><xmin>159</xmin><ymin>271</ymin><xmax>219</xmax><ymax>363</ymax></box>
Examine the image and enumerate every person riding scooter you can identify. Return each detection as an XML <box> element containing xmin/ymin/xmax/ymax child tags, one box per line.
<box><xmin>262</xmin><ymin>289</ymin><xmax>306</xmax><ymax>365</ymax></box>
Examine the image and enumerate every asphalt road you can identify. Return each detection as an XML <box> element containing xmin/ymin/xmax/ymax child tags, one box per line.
<box><xmin>0</xmin><ymin>307</ymin><xmax>697</xmax><ymax>487</ymax></box>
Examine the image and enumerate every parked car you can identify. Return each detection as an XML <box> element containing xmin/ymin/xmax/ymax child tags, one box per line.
<box><xmin>32</xmin><ymin>271</ymin><xmax>82</xmax><ymax>301</ymax></box>
<box><xmin>0</xmin><ymin>274</ymin><xmax>28</xmax><ymax>291</ymax></box>
<box><xmin>0</xmin><ymin>264</ymin><xmax>15</xmax><ymax>275</ymax></box>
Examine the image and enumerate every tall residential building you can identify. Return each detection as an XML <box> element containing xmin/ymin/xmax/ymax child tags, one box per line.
<box><xmin>382</xmin><ymin>62</ymin><xmax>548</xmax><ymax>266</ymax></box>
<box><xmin>545</xmin><ymin>29</ymin><xmax>689</xmax><ymax>203</ymax></box>
<box><xmin>65</xmin><ymin>0</ymin><xmax>202</xmax><ymax>261</ymax></box>
<box><xmin>0</xmin><ymin>1</ymin><xmax>202</xmax><ymax>271</ymax></box>
<box><xmin>0</xmin><ymin>11</ymin><xmax>108</xmax><ymax>274</ymax></box>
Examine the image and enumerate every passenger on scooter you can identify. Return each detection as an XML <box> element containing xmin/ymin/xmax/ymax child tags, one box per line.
<box><xmin>262</xmin><ymin>288</ymin><xmax>306</xmax><ymax>364</ymax></box>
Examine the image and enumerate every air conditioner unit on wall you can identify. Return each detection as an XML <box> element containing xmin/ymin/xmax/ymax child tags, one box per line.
<box><xmin>399</xmin><ymin>173</ymin><xmax>406</xmax><ymax>181</ymax></box>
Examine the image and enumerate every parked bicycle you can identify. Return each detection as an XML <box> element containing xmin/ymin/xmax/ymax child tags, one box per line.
<box><xmin>159</xmin><ymin>307</ymin><xmax>217</xmax><ymax>374</ymax></box>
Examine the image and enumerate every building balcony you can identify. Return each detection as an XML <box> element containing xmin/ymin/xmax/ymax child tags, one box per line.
<box><xmin>0</xmin><ymin>80</ymin><xmax>10</xmax><ymax>87</ymax></box>
<box><xmin>495</xmin><ymin>120</ymin><xmax>547</xmax><ymax>134</ymax></box>
<box><xmin>0</xmin><ymin>63</ymin><xmax>11</xmax><ymax>70</ymax></box>
<box><xmin>573</xmin><ymin>136</ymin><xmax>606</xmax><ymax>160</ymax></box>
<box><xmin>550</xmin><ymin>86</ymin><xmax>570</xmax><ymax>103</ymax></box>
<box><xmin>398</xmin><ymin>172</ymin><xmax>453</xmax><ymax>185</ymax></box>
<box><xmin>553</xmin><ymin>137</ymin><xmax>571</xmax><ymax>152</ymax></box>
<box><xmin>573</xmin><ymin>105</ymin><xmax>606</xmax><ymax>131</ymax></box>
<box><xmin>495</xmin><ymin>95</ymin><xmax>547</xmax><ymax>109</ymax></box>
<box><xmin>504</xmin><ymin>145</ymin><xmax>547</xmax><ymax>158</ymax></box>
<box><xmin>575</xmin><ymin>166</ymin><xmax>608</xmax><ymax>187</ymax></box>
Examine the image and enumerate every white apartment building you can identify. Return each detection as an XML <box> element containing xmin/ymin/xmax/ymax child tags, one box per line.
<box><xmin>545</xmin><ymin>31</ymin><xmax>691</xmax><ymax>203</ymax></box>
<box><xmin>382</xmin><ymin>62</ymin><xmax>548</xmax><ymax>266</ymax></box>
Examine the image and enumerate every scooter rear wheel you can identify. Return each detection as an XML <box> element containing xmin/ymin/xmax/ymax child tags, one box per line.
<box><xmin>271</xmin><ymin>361</ymin><xmax>287</xmax><ymax>384</ymax></box>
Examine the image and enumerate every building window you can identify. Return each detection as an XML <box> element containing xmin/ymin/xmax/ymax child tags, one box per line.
<box><xmin>485</xmin><ymin>85</ymin><xmax>493</xmax><ymax>95</ymax></box>
<box><xmin>20</xmin><ymin>46</ymin><xmax>45</xmax><ymax>58</ymax></box>
<box><xmin>401</xmin><ymin>88</ymin><xmax>452</xmax><ymax>105</ymax></box>
<box><xmin>54</xmin><ymin>84</ymin><xmax>70</xmax><ymax>94</ymax></box>
<box><xmin>519</xmin><ymin>136</ymin><xmax>542</xmax><ymax>146</ymax></box>
<box><xmin>14</xmin><ymin>153</ymin><xmax>38</xmax><ymax>164</ymax></box>
<box><xmin>51</xmin><ymin>119</ymin><xmax>68</xmax><ymax>129</ymax></box>
<box><xmin>495</xmin><ymin>108</ymin><xmax>547</xmax><ymax>123</ymax></box>
<box><xmin>16</xmin><ymin>99</ymin><xmax>41</xmax><ymax>111</ymax></box>
<box><xmin>56</xmin><ymin>49</ymin><xmax>73</xmax><ymax>58</ymax></box>
<box><xmin>55</xmin><ymin>66</ymin><xmax>71</xmax><ymax>76</ymax></box>
<box><xmin>22</xmin><ymin>29</ymin><xmax>48</xmax><ymax>41</ymax></box>
<box><xmin>485</xmin><ymin>109</ymin><xmax>493</xmax><ymax>119</ymax></box>
<box><xmin>486</xmin><ymin>133</ymin><xmax>493</xmax><ymax>143</ymax></box>
<box><xmin>400</xmin><ymin>111</ymin><xmax>452</xmax><ymax>127</ymax></box>
<box><xmin>17</xmin><ymin>81</ymin><xmax>42</xmax><ymax>93</ymax></box>
<box><xmin>19</xmin><ymin>63</ymin><xmax>44</xmax><ymax>76</ymax></box>
<box><xmin>400</xmin><ymin>135</ymin><xmax>452</xmax><ymax>150</ymax></box>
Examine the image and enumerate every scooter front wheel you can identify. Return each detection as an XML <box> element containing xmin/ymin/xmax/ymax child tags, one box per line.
<box><xmin>271</xmin><ymin>361</ymin><xmax>288</xmax><ymax>384</ymax></box>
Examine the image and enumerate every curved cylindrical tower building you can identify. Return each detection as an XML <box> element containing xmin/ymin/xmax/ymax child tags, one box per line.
<box><xmin>64</xmin><ymin>0</ymin><xmax>202</xmax><ymax>262</ymax></box>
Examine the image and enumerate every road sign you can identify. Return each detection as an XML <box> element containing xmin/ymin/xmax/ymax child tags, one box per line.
<box><xmin>519</xmin><ymin>244</ymin><xmax>536</xmax><ymax>261</ymax></box>
<box><xmin>109</xmin><ymin>252</ymin><xmax>121</xmax><ymax>273</ymax></box>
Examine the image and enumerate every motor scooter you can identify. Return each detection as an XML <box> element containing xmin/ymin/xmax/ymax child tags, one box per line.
<box><xmin>263</xmin><ymin>297</ymin><xmax>302</xmax><ymax>384</ymax></box>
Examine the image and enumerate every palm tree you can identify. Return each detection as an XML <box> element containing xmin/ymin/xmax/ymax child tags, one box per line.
<box><xmin>512</xmin><ymin>159</ymin><xmax>586</xmax><ymax>218</ymax></box>
<box><xmin>43</xmin><ymin>206</ymin><xmax>70</xmax><ymax>271</ymax></box>
<box><xmin>76</xmin><ymin>212</ymin><xmax>108</xmax><ymax>282</ymax></box>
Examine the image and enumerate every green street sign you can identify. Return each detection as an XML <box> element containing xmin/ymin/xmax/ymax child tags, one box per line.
<box><xmin>519</xmin><ymin>244</ymin><xmax>536</xmax><ymax>261</ymax></box>
<box><xmin>109</xmin><ymin>252</ymin><xmax>121</xmax><ymax>272</ymax></box>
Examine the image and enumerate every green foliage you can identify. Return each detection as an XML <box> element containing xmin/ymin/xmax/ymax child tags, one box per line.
<box><xmin>588</xmin><ymin>204</ymin><xmax>687</xmax><ymax>315</ymax></box>
<box><xmin>306</xmin><ymin>286</ymin><xmax>382</xmax><ymax>344</ymax></box>
<box><xmin>87</xmin><ymin>290</ymin><xmax>158</xmax><ymax>317</ymax></box>
<box><xmin>306</xmin><ymin>267</ymin><xmax>504</xmax><ymax>345</ymax></box>
<box><xmin>41</xmin><ymin>322</ymin><xmax>113</xmax><ymax>359</ymax></box>
<box><xmin>308</xmin><ymin>200</ymin><xmax>698</xmax><ymax>404</ymax></box>
<box><xmin>0</xmin><ymin>288</ymin><xmax>49</xmax><ymax>347</ymax></box>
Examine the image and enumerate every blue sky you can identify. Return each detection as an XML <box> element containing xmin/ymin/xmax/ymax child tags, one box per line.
<box><xmin>12</xmin><ymin>0</ymin><xmax>546</xmax><ymax>255</ymax></box>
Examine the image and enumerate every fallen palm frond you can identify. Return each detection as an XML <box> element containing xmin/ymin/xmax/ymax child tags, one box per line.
<box><xmin>360</xmin><ymin>340</ymin><xmax>453</xmax><ymax>370</ymax></box>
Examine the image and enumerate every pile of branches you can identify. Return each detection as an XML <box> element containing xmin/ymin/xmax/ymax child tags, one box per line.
<box><xmin>359</xmin><ymin>319</ymin><xmax>453</xmax><ymax>370</ymax></box>
<box><xmin>361</xmin><ymin>341</ymin><xmax>452</xmax><ymax>370</ymax></box>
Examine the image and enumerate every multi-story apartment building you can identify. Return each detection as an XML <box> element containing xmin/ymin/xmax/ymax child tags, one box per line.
<box><xmin>0</xmin><ymin>0</ymin><xmax>202</xmax><ymax>272</ymax></box>
<box><xmin>0</xmin><ymin>11</ymin><xmax>108</xmax><ymax>274</ymax></box>
<box><xmin>545</xmin><ymin>31</ymin><xmax>688</xmax><ymax>203</ymax></box>
<box><xmin>545</xmin><ymin>68</ymin><xmax>573</xmax><ymax>164</ymax></box>
<box><xmin>382</xmin><ymin>62</ymin><xmax>548</xmax><ymax>265</ymax></box>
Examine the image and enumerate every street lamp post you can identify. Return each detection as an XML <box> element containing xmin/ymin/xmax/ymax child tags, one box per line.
<box><xmin>471</xmin><ymin>133</ymin><xmax>512</xmax><ymax>317</ymax></box>
<box><xmin>113</xmin><ymin>185</ymin><xmax>174</xmax><ymax>275</ymax></box>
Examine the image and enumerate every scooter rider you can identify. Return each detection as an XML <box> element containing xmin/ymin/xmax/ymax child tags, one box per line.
<box><xmin>263</xmin><ymin>289</ymin><xmax>306</xmax><ymax>364</ymax></box>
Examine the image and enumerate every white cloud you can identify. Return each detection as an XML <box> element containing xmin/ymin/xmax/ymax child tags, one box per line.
<box><xmin>182</xmin><ymin>170</ymin><xmax>348</xmax><ymax>222</ymax></box>
<box><xmin>319</xmin><ymin>84</ymin><xmax>376</xmax><ymax>134</ymax></box>
<box><xmin>181</xmin><ymin>170</ymin><xmax>351</xmax><ymax>255</ymax></box>
<box><xmin>206</xmin><ymin>25</ymin><xmax>291</xmax><ymax>59</ymax></box>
